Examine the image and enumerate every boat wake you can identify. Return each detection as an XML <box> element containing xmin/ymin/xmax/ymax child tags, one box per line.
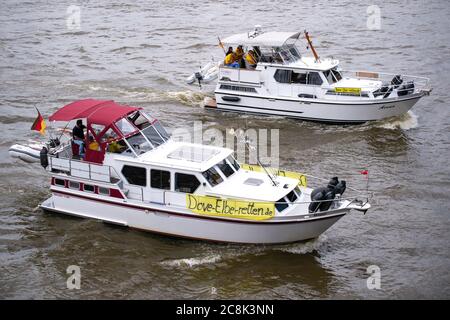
<box><xmin>86</xmin><ymin>84</ymin><xmax>206</xmax><ymax>107</ymax></box>
<box><xmin>160</xmin><ymin>254</ymin><xmax>222</xmax><ymax>268</ymax></box>
<box><xmin>160</xmin><ymin>237</ymin><xmax>327</xmax><ymax>268</ymax></box>
<box><xmin>373</xmin><ymin>110</ymin><xmax>419</xmax><ymax>130</ymax></box>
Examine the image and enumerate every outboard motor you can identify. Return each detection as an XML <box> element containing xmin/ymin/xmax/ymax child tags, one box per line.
<box><xmin>391</xmin><ymin>75</ymin><xmax>403</xmax><ymax>88</ymax></box>
<box><xmin>397</xmin><ymin>81</ymin><xmax>415</xmax><ymax>96</ymax></box>
<box><xmin>308</xmin><ymin>190</ymin><xmax>325</xmax><ymax>213</ymax></box>
<box><xmin>318</xmin><ymin>189</ymin><xmax>336</xmax><ymax>211</ymax></box>
<box><xmin>309</xmin><ymin>177</ymin><xmax>340</xmax><ymax>213</ymax></box>
<box><xmin>334</xmin><ymin>180</ymin><xmax>346</xmax><ymax>196</ymax></box>
<box><xmin>49</xmin><ymin>138</ymin><xmax>60</xmax><ymax>148</ymax></box>
<box><xmin>40</xmin><ymin>146</ymin><xmax>48</xmax><ymax>169</ymax></box>
<box><xmin>327</xmin><ymin>177</ymin><xmax>339</xmax><ymax>189</ymax></box>
<box><xmin>195</xmin><ymin>71</ymin><xmax>203</xmax><ymax>88</ymax></box>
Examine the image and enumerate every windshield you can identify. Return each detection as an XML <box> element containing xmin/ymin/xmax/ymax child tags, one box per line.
<box><xmin>227</xmin><ymin>156</ymin><xmax>240</xmax><ymax>171</ymax></box>
<box><xmin>115</xmin><ymin>118</ymin><xmax>137</xmax><ymax>136</ymax></box>
<box><xmin>142</xmin><ymin>125</ymin><xmax>164</xmax><ymax>147</ymax></box>
<box><xmin>126</xmin><ymin>132</ymin><xmax>153</xmax><ymax>155</ymax></box>
<box><xmin>202</xmin><ymin>167</ymin><xmax>223</xmax><ymax>187</ymax></box>
<box><xmin>324</xmin><ymin>68</ymin><xmax>343</xmax><ymax>84</ymax></box>
<box><xmin>216</xmin><ymin>159</ymin><xmax>235</xmax><ymax>178</ymax></box>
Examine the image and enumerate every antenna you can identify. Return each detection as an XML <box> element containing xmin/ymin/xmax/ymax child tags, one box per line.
<box><xmin>243</xmin><ymin>136</ymin><xmax>278</xmax><ymax>186</ymax></box>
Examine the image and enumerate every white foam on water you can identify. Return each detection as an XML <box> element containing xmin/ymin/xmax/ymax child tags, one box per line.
<box><xmin>374</xmin><ymin>111</ymin><xmax>419</xmax><ymax>130</ymax></box>
<box><xmin>161</xmin><ymin>254</ymin><xmax>222</xmax><ymax>268</ymax></box>
<box><xmin>275</xmin><ymin>235</ymin><xmax>328</xmax><ymax>255</ymax></box>
<box><xmin>86</xmin><ymin>84</ymin><xmax>206</xmax><ymax>107</ymax></box>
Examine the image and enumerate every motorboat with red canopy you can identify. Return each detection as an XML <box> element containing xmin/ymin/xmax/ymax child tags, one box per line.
<box><xmin>8</xmin><ymin>99</ymin><xmax>370</xmax><ymax>243</ymax></box>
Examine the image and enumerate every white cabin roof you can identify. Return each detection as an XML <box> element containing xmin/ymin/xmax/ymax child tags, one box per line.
<box><xmin>206</xmin><ymin>169</ymin><xmax>298</xmax><ymax>202</ymax></box>
<box><xmin>111</xmin><ymin>140</ymin><xmax>233</xmax><ymax>172</ymax></box>
<box><xmin>222</xmin><ymin>31</ymin><xmax>301</xmax><ymax>47</ymax></box>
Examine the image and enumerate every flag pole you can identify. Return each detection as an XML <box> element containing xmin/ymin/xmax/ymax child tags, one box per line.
<box><xmin>218</xmin><ymin>36</ymin><xmax>226</xmax><ymax>55</ymax></box>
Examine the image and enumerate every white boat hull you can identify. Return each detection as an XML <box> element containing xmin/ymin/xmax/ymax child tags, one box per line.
<box><xmin>9</xmin><ymin>144</ymin><xmax>42</xmax><ymax>163</ymax></box>
<box><xmin>213</xmin><ymin>92</ymin><xmax>423</xmax><ymax>123</ymax></box>
<box><xmin>41</xmin><ymin>191</ymin><xmax>348</xmax><ymax>244</ymax></box>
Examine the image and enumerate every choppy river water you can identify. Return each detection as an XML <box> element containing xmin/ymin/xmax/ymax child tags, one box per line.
<box><xmin>0</xmin><ymin>0</ymin><xmax>449</xmax><ymax>299</ymax></box>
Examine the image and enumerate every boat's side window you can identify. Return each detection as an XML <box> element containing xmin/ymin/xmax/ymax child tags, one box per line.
<box><xmin>98</xmin><ymin>187</ymin><xmax>110</xmax><ymax>196</ymax></box>
<box><xmin>55</xmin><ymin>178</ymin><xmax>65</xmax><ymax>187</ymax></box>
<box><xmin>121</xmin><ymin>165</ymin><xmax>147</xmax><ymax>186</ymax></box>
<box><xmin>83</xmin><ymin>184</ymin><xmax>95</xmax><ymax>193</ymax></box>
<box><xmin>69</xmin><ymin>181</ymin><xmax>80</xmax><ymax>190</ymax></box>
<box><xmin>274</xmin><ymin>69</ymin><xmax>292</xmax><ymax>84</ymax></box>
<box><xmin>275</xmin><ymin>197</ymin><xmax>289</xmax><ymax>212</ymax></box>
<box><xmin>175</xmin><ymin>173</ymin><xmax>200</xmax><ymax>193</ymax></box>
<box><xmin>151</xmin><ymin>169</ymin><xmax>171</xmax><ymax>190</ymax></box>
<box><xmin>307</xmin><ymin>72</ymin><xmax>323</xmax><ymax>85</ymax></box>
<box><xmin>202</xmin><ymin>167</ymin><xmax>223</xmax><ymax>187</ymax></box>
<box><xmin>291</xmin><ymin>71</ymin><xmax>307</xmax><ymax>84</ymax></box>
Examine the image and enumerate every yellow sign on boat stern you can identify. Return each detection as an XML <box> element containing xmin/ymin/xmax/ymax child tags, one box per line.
<box><xmin>186</xmin><ymin>194</ymin><xmax>275</xmax><ymax>220</ymax></box>
<box><xmin>240</xmin><ymin>164</ymin><xmax>307</xmax><ymax>187</ymax></box>
<box><xmin>335</xmin><ymin>87</ymin><xmax>361</xmax><ymax>94</ymax></box>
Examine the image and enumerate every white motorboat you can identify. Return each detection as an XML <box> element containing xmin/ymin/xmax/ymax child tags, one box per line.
<box><xmin>10</xmin><ymin>99</ymin><xmax>370</xmax><ymax>244</ymax></box>
<box><xmin>201</xmin><ymin>27</ymin><xmax>432</xmax><ymax>123</ymax></box>
<box><xmin>185</xmin><ymin>59</ymin><xmax>220</xmax><ymax>86</ymax></box>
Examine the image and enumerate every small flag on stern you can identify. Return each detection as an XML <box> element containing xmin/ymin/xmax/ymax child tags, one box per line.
<box><xmin>31</xmin><ymin>108</ymin><xmax>46</xmax><ymax>135</ymax></box>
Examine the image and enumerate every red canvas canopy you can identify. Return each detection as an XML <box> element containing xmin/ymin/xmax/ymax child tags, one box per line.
<box><xmin>49</xmin><ymin>99</ymin><xmax>143</xmax><ymax>164</ymax></box>
<box><xmin>49</xmin><ymin>99</ymin><xmax>141</xmax><ymax>126</ymax></box>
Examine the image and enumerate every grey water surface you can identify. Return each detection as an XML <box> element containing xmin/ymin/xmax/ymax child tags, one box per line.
<box><xmin>0</xmin><ymin>0</ymin><xmax>449</xmax><ymax>299</ymax></box>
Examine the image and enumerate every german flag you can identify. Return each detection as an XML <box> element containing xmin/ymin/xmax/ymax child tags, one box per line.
<box><xmin>31</xmin><ymin>108</ymin><xmax>46</xmax><ymax>135</ymax></box>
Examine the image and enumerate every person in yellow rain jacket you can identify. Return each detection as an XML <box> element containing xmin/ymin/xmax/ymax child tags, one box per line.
<box><xmin>224</xmin><ymin>47</ymin><xmax>239</xmax><ymax>68</ymax></box>
<box><xmin>235</xmin><ymin>45</ymin><xmax>245</xmax><ymax>68</ymax></box>
<box><xmin>245</xmin><ymin>49</ymin><xmax>257</xmax><ymax>69</ymax></box>
<box><xmin>88</xmin><ymin>135</ymin><xmax>100</xmax><ymax>151</ymax></box>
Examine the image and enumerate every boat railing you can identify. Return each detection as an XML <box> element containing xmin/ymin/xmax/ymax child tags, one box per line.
<box><xmin>47</xmin><ymin>154</ymin><xmax>122</xmax><ymax>185</ymax></box>
<box><xmin>340</xmin><ymin>69</ymin><xmax>431</xmax><ymax>96</ymax></box>
<box><xmin>218</xmin><ymin>65</ymin><xmax>261</xmax><ymax>84</ymax></box>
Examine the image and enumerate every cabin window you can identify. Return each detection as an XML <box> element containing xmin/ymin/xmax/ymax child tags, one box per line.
<box><xmin>175</xmin><ymin>173</ymin><xmax>200</xmax><ymax>193</ymax></box>
<box><xmin>91</xmin><ymin>124</ymin><xmax>105</xmax><ymax>136</ymax></box>
<box><xmin>151</xmin><ymin>169</ymin><xmax>171</xmax><ymax>190</ymax></box>
<box><xmin>115</xmin><ymin>118</ymin><xmax>136</xmax><ymax>136</ymax></box>
<box><xmin>128</xmin><ymin>111</ymin><xmax>150</xmax><ymax>130</ymax></box>
<box><xmin>291</xmin><ymin>71</ymin><xmax>307</xmax><ymax>84</ymax></box>
<box><xmin>102</xmin><ymin>128</ymin><xmax>119</xmax><ymax>143</ymax></box>
<box><xmin>55</xmin><ymin>178</ymin><xmax>65</xmax><ymax>187</ymax></box>
<box><xmin>122</xmin><ymin>165</ymin><xmax>147</xmax><ymax>186</ymax></box>
<box><xmin>286</xmin><ymin>190</ymin><xmax>298</xmax><ymax>203</ymax></box>
<box><xmin>324</xmin><ymin>68</ymin><xmax>342</xmax><ymax>84</ymax></box>
<box><xmin>275</xmin><ymin>197</ymin><xmax>289</xmax><ymax>212</ymax></box>
<box><xmin>274</xmin><ymin>69</ymin><xmax>291</xmax><ymax>83</ymax></box>
<box><xmin>202</xmin><ymin>167</ymin><xmax>223</xmax><ymax>187</ymax></box>
<box><xmin>126</xmin><ymin>132</ymin><xmax>153</xmax><ymax>155</ymax></box>
<box><xmin>307</xmin><ymin>72</ymin><xmax>323</xmax><ymax>85</ymax></box>
<box><xmin>216</xmin><ymin>159</ymin><xmax>235</xmax><ymax>178</ymax></box>
<box><xmin>227</xmin><ymin>156</ymin><xmax>240</xmax><ymax>171</ymax></box>
<box><xmin>153</xmin><ymin>120</ymin><xmax>170</xmax><ymax>140</ymax></box>
<box><xmin>69</xmin><ymin>181</ymin><xmax>80</xmax><ymax>190</ymax></box>
<box><xmin>98</xmin><ymin>187</ymin><xmax>110</xmax><ymax>195</ymax></box>
<box><xmin>83</xmin><ymin>184</ymin><xmax>95</xmax><ymax>193</ymax></box>
<box><xmin>142</xmin><ymin>126</ymin><xmax>164</xmax><ymax>147</ymax></box>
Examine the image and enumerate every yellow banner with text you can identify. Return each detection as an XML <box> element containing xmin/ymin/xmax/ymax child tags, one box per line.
<box><xmin>186</xmin><ymin>194</ymin><xmax>275</xmax><ymax>221</ymax></box>
<box><xmin>335</xmin><ymin>87</ymin><xmax>361</xmax><ymax>94</ymax></box>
